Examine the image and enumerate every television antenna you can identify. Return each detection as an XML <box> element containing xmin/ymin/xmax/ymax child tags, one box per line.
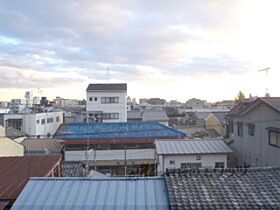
<box><xmin>258</xmin><ymin>67</ymin><xmax>270</xmax><ymax>95</ymax></box>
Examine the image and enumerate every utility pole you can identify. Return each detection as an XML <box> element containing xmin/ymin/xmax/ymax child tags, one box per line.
<box><xmin>124</xmin><ymin>144</ymin><xmax>127</xmax><ymax>176</ymax></box>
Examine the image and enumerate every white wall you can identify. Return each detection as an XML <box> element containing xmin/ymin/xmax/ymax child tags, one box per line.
<box><xmin>157</xmin><ymin>153</ymin><xmax>228</xmax><ymax>175</ymax></box>
<box><xmin>65</xmin><ymin>149</ymin><xmax>155</xmax><ymax>161</ymax></box>
<box><xmin>86</xmin><ymin>91</ymin><xmax>127</xmax><ymax>122</ymax></box>
<box><xmin>22</xmin><ymin>112</ymin><xmax>63</xmax><ymax>137</ymax></box>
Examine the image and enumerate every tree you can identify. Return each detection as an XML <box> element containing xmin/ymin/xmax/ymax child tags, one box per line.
<box><xmin>235</xmin><ymin>91</ymin><xmax>246</xmax><ymax>102</ymax></box>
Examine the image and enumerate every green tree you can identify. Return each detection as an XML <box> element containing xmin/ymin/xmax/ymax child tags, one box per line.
<box><xmin>235</xmin><ymin>91</ymin><xmax>246</xmax><ymax>102</ymax></box>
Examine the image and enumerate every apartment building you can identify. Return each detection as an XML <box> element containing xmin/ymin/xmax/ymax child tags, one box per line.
<box><xmin>227</xmin><ymin>97</ymin><xmax>280</xmax><ymax>167</ymax></box>
<box><xmin>86</xmin><ymin>83</ymin><xmax>127</xmax><ymax>122</ymax></box>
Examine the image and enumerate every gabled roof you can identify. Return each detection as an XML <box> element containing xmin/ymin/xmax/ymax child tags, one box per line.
<box><xmin>165</xmin><ymin>167</ymin><xmax>280</xmax><ymax>209</ymax></box>
<box><xmin>194</xmin><ymin>112</ymin><xmax>211</xmax><ymax>120</ymax></box>
<box><xmin>0</xmin><ymin>155</ymin><xmax>61</xmax><ymax>201</ymax></box>
<box><xmin>155</xmin><ymin>139</ymin><xmax>232</xmax><ymax>155</ymax></box>
<box><xmin>86</xmin><ymin>83</ymin><xmax>127</xmax><ymax>92</ymax></box>
<box><xmin>228</xmin><ymin>97</ymin><xmax>280</xmax><ymax>118</ymax></box>
<box><xmin>12</xmin><ymin>177</ymin><xmax>169</xmax><ymax>210</ymax></box>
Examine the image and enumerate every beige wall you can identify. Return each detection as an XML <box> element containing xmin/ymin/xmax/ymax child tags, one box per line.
<box><xmin>0</xmin><ymin>126</ymin><xmax>5</xmax><ymax>137</ymax></box>
<box><xmin>205</xmin><ymin>114</ymin><xmax>222</xmax><ymax>135</ymax></box>
<box><xmin>0</xmin><ymin>137</ymin><xmax>24</xmax><ymax>157</ymax></box>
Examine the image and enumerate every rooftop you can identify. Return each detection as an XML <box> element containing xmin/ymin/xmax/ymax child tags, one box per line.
<box><xmin>142</xmin><ymin>110</ymin><xmax>169</xmax><ymax>122</ymax></box>
<box><xmin>86</xmin><ymin>83</ymin><xmax>127</xmax><ymax>92</ymax></box>
<box><xmin>21</xmin><ymin>138</ymin><xmax>63</xmax><ymax>154</ymax></box>
<box><xmin>55</xmin><ymin>122</ymin><xmax>186</xmax><ymax>143</ymax></box>
<box><xmin>12</xmin><ymin>177</ymin><xmax>169</xmax><ymax>210</ymax></box>
<box><xmin>165</xmin><ymin>167</ymin><xmax>280</xmax><ymax>209</ymax></box>
<box><xmin>155</xmin><ymin>139</ymin><xmax>232</xmax><ymax>155</ymax></box>
<box><xmin>0</xmin><ymin>155</ymin><xmax>61</xmax><ymax>202</ymax></box>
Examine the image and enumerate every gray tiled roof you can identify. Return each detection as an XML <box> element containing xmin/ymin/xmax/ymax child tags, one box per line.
<box><xmin>142</xmin><ymin>110</ymin><xmax>169</xmax><ymax>122</ymax></box>
<box><xmin>155</xmin><ymin>139</ymin><xmax>232</xmax><ymax>155</ymax></box>
<box><xmin>86</xmin><ymin>83</ymin><xmax>127</xmax><ymax>91</ymax></box>
<box><xmin>165</xmin><ymin>167</ymin><xmax>280</xmax><ymax>209</ymax></box>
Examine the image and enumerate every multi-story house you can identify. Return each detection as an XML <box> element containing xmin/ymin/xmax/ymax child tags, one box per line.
<box><xmin>86</xmin><ymin>83</ymin><xmax>127</xmax><ymax>122</ymax></box>
<box><xmin>227</xmin><ymin>97</ymin><xmax>280</xmax><ymax>167</ymax></box>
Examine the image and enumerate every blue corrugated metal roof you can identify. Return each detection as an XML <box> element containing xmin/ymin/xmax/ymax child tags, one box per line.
<box><xmin>55</xmin><ymin>121</ymin><xmax>185</xmax><ymax>140</ymax></box>
<box><xmin>12</xmin><ymin>177</ymin><xmax>170</xmax><ymax>210</ymax></box>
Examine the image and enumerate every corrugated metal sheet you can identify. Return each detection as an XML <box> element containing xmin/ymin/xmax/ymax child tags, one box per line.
<box><xmin>55</xmin><ymin>122</ymin><xmax>186</xmax><ymax>140</ymax></box>
<box><xmin>0</xmin><ymin>155</ymin><xmax>62</xmax><ymax>201</ymax></box>
<box><xmin>21</xmin><ymin>139</ymin><xmax>63</xmax><ymax>154</ymax></box>
<box><xmin>12</xmin><ymin>177</ymin><xmax>170</xmax><ymax>210</ymax></box>
<box><xmin>155</xmin><ymin>140</ymin><xmax>233</xmax><ymax>155</ymax></box>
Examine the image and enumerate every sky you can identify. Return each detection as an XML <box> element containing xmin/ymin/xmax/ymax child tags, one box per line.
<box><xmin>0</xmin><ymin>0</ymin><xmax>279</xmax><ymax>102</ymax></box>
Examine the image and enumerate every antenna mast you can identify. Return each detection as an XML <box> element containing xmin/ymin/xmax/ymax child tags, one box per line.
<box><xmin>258</xmin><ymin>67</ymin><xmax>270</xmax><ymax>95</ymax></box>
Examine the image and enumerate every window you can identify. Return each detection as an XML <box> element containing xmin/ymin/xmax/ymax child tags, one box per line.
<box><xmin>169</xmin><ymin>160</ymin><xmax>175</xmax><ymax>165</ymax></box>
<box><xmin>215</xmin><ymin>162</ymin><xmax>225</xmax><ymax>168</ymax></box>
<box><xmin>248</xmin><ymin>124</ymin><xmax>255</xmax><ymax>136</ymax></box>
<box><xmin>269</xmin><ymin>130</ymin><xmax>280</xmax><ymax>147</ymax></box>
<box><xmin>89</xmin><ymin>97</ymin><xmax>93</xmax><ymax>101</ymax></box>
<box><xmin>237</xmin><ymin>122</ymin><xmax>243</xmax><ymax>137</ymax></box>
<box><xmin>47</xmin><ymin>118</ymin><xmax>53</xmax><ymax>123</ymax></box>
<box><xmin>36</xmin><ymin>120</ymin><xmax>40</xmax><ymax>124</ymax></box>
<box><xmin>101</xmin><ymin>97</ymin><xmax>119</xmax><ymax>104</ymax></box>
<box><xmin>196</xmin><ymin>155</ymin><xmax>201</xmax><ymax>160</ymax></box>
<box><xmin>41</xmin><ymin>119</ymin><xmax>45</xmax><ymax>125</ymax></box>
<box><xmin>94</xmin><ymin>97</ymin><xmax>97</xmax><ymax>101</ymax></box>
<box><xmin>96</xmin><ymin>113</ymin><xmax>119</xmax><ymax>120</ymax></box>
<box><xmin>56</xmin><ymin>116</ymin><xmax>60</xmax><ymax>122</ymax></box>
<box><xmin>181</xmin><ymin>163</ymin><xmax>202</xmax><ymax>169</ymax></box>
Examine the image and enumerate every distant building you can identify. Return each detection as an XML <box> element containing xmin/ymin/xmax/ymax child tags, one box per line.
<box><xmin>3</xmin><ymin>112</ymin><xmax>63</xmax><ymax>138</ymax></box>
<box><xmin>86</xmin><ymin>83</ymin><xmax>127</xmax><ymax>122</ymax></box>
<box><xmin>55</xmin><ymin>122</ymin><xmax>185</xmax><ymax>176</ymax></box>
<box><xmin>8</xmin><ymin>99</ymin><xmax>26</xmax><ymax>112</ymax></box>
<box><xmin>53</xmin><ymin>97</ymin><xmax>80</xmax><ymax>107</ymax></box>
<box><xmin>214</xmin><ymin>100</ymin><xmax>235</xmax><ymax>110</ymax></box>
<box><xmin>142</xmin><ymin>110</ymin><xmax>169</xmax><ymax>126</ymax></box>
<box><xmin>186</xmin><ymin>98</ymin><xmax>208</xmax><ymax>109</ymax></box>
<box><xmin>0</xmin><ymin>155</ymin><xmax>62</xmax><ymax>209</ymax></box>
<box><xmin>227</xmin><ymin>97</ymin><xmax>280</xmax><ymax>167</ymax></box>
<box><xmin>155</xmin><ymin>140</ymin><xmax>232</xmax><ymax>175</ymax></box>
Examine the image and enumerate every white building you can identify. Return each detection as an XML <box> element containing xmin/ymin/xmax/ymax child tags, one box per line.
<box><xmin>8</xmin><ymin>99</ymin><xmax>27</xmax><ymax>112</ymax></box>
<box><xmin>3</xmin><ymin>112</ymin><xmax>63</xmax><ymax>137</ymax></box>
<box><xmin>86</xmin><ymin>83</ymin><xmax>127</xmax><ymax>122</ymax></box>
<box><xmin>155</xmin><ymin>139</ymin><xmax>232</xmax><ymax>175</ymax></box>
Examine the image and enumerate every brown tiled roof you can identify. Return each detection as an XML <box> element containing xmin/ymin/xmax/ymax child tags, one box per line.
<box><xmin>0</xmin><ymin>155</ymin><xmax>61</xmax><ymax>201</ymax></box>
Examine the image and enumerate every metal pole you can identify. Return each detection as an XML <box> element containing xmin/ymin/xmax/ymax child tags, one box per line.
<box><xmin>124</xmin><ymin>144</ymin><xmax>127</xmax><ymax>176</ymax></box>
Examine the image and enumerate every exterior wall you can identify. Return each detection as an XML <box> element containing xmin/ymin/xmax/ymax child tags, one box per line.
<box><xmin>157</xmin><ymin>153</ymin><xmax>227</xmax><ymax>175</ymax></box>
<box><xmin>65</xmin><ymin>148</ymin><xmax>155</xmax><ymax>161</ymax></box>
<box><xmin>21</xmin><ymin>112</ymin><xmax>63</xmax><ymax>137</ymax></box>
<box><xmin>0</xmin><ymin>137</ymin><xmax>24</xmax><ymax>157</ymax></box>
<box><xmin>86</xmin><ymin>91</ymin><xmax>127</xmax><ymax>122</ymax></box>
<box><xmin>205</xmin><ymin>114</ymin><xmax>223</xmax><ymax>135</ymax></box>
<box><xmin>0</xmin><ymin>126</ymin><xmax>5</xmax><ymax>137</ymax></box>
<box><xmin>231</xmin><ymin>103</ymin><xmax>280</xmax><ymax>167</ymax></box>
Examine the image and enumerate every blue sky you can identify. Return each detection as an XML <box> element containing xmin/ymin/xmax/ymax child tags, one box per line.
<box><xmin>0</xmin><ymin>0</ymin><xmax>279</xmax><ymax>102</ymax></box>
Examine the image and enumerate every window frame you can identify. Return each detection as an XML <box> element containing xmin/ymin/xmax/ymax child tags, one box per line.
<box><xmin>237</xmin><ymin>122</ymin><xmax>243</xmax><ymax>137</ymax></box>
<box><xmin>101</xmin><ymin>97</ymin><xmax>119</xmax><ymax>104</ymax></box>
<box><xmin>248</xmin><ymin>123</ymin><xmax>255</xmax><ymax>136</ymax></box>
<box><xmin>215</xmin><ymin>162</ymin><xmax>225</xmax><ymax>168</ymax></box>
<box><xmin>169</xmin><ymin>160</ymin><xmax>176</xmax><ymax>165</ymax></box>
<box><xmin>269</xmin><ymin>130</ymin><xmax>280</xmax><ymax>148</ymax></box>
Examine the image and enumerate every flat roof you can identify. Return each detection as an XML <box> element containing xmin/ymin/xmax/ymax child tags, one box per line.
<box><xmin>55</xmin><ymin>122</ymin><xmax>186</xmax><ymax>143</ymax></box>
<box><xmin>12</xmin><ymin>177</ymin><xmax>169</xmax><ymax>210</ymax></box>
<box><xmin>0</xmin><ymin>155</ymin><xmax>61</xmax><ymax>201</ymax></box>
<box><xmin>155</xmin><ymin>139</ymin><xmax>233</xmax><ymax>155</ymax></box>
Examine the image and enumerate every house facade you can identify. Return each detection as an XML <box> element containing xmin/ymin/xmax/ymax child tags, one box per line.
<box><xmin>86</xmin><ymin>83</ymin><xmax>127</xmax><ymax>122</ymax></box>
<box><xmin>155</xmin><ymin>140</ymin><xmax>232</xmax><ymax>175</ymax></box>
<box><xmin>227</xmin><ymin>97</ymin><xmax>280</xmax><ymax>167</ymax></box>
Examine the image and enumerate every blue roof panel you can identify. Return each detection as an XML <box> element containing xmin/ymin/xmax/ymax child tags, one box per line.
<box><xmin>12</xmin><ymin>177</ymin><xmax>170</xmax><ymax>210</ymax></box>
<box><xmin>55</xmin><ymin>121</ymin><xmax>185</xmax><ymax>140</ymax></box>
